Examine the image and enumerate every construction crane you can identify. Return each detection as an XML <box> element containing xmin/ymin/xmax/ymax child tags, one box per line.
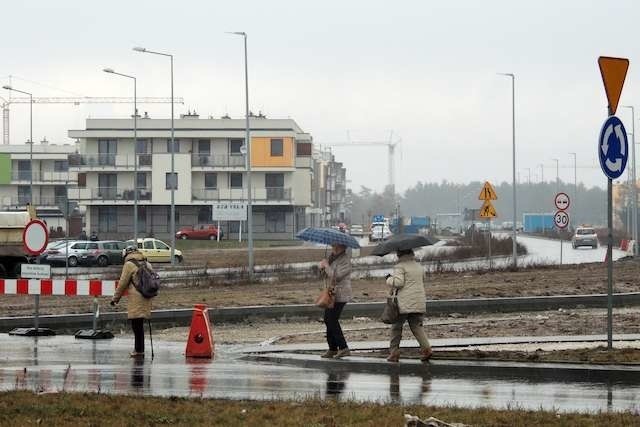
<box><xmin>1</xmin><ymin>96</ymin><xmax>185</xmax><ymax>145</ymax></box>
<box><xmin>327</xmin><ymin>131</ymin><xmax>401</xmax><ymax>193</ymax></box>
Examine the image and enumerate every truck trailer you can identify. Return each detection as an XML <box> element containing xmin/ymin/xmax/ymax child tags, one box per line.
<box><xmin>0</xmin><ymin>209</ymin><xmax>36</xmax><ymax>277</ymax></box>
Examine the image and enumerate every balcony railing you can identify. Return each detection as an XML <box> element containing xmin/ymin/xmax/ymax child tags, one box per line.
<box><xmin>191</xmin><ymin>154</ymin><xmax>246</xmax><ymax>168</ymax></box>
<box><xmin>1</xmin><ymin>196</ymin><xmax>68</xmax><ymax>208</ymax></box>
<box><xmin>11</xmin><ymin>170</ymin><xmax>73</xmax><ymax>182</ymax></box>
<box><xmin>192</xmin><ymin>187</ymin><xmax>291</xmax><ymax>202</ymax></box>
<box><xmin>70</xmin><ymin>187</ymin><xmax>152</xmax><ymax>202</ymax></box>
<box><xmin>68</xmin><ymin>154</ymin><xmax>153</xmax><ymax>168</ymax></box>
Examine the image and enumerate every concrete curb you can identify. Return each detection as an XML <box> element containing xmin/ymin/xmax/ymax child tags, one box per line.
<box><xmin>2</xmin><ymin>292</ymin><xmax>639</xmax><ymax>333</ymax></box>
<box><xmin>241</xmin><ymin>352</ymin><xmax>640</xmax><ymax>385</ymax></box>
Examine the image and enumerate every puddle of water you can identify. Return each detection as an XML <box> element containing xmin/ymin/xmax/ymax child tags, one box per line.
<box><xmin>0</xmin><ymin>334</ymin><xmax>639</xmax><ymax>413</ymax></box>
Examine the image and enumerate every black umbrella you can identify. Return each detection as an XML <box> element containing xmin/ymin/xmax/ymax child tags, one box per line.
<box><xmin>371</xmin><ymin>234</ymin><xmax>438</xmax><ymax>256</ymax></box>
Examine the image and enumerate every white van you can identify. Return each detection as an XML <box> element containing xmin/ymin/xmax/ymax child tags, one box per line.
<box><xmin>370</xmin><ymin>222</ymin><xmax>392</xmax><ymax>241</ymax></box>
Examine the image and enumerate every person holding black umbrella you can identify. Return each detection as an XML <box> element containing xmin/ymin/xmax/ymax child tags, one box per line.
<box><xmin>385</xmin><ymin>248</ymin><xmax>432</xmax><ymax>363</ymax></box>
<box><xmin>318</xmin><ymin>243</ymin><xmax>352</xmax><ymax>359</ymax></box>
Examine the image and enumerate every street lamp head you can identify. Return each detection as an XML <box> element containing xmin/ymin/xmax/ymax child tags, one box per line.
<box><xmin>497</xmin><ymin>72</ymin><xmax>514</xmax><ymax>77</ymax></box>
<box><xmin>103</xmin><ymin>68</ymin><xmax>115</xmax><ymax>74</ymax></box>
<box><xmin>226</xmin><ymin>31</ymin><xmax>246</xmax><ymax>36</ymax></box>
<box><xmin>2</xmin><ymin>85</ymin><xmax>12</xmax><ymax>90</ymax></box>
<box><xmin>132</xmin><ymin>46</ymin><xmax>147</xmax><ymax>53</ymax></box>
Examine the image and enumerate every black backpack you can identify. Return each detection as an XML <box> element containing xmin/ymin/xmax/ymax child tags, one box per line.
<box><xmin>129</xmin><ymin>259</ymin><xmax>160</xmax><ymax>299</ymax></box>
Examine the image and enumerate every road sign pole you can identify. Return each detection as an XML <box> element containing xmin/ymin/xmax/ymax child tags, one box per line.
<box><xmin>488</xmin><ymin>219</ymin><xmax>492</xmax><ymax>270</ymax></box>
<box><xmin>560</xmin><ymin>235</ymin><xmax>563</xmax><ymax>265</ymax></box>
<box><xmin>607</xmin><ymin>178</ymin><xmax>613</xmax><ymax>349</ymax></box>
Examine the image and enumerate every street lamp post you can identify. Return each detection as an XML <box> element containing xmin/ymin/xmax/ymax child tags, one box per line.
<box><xmin>103</xmin><ymin>68</ymin><xmax>138</xmax><ymax>242</ymax></box>
<box><xmin>3</xmin><ymin>84</ymin><xmax>38</xmax><ymax>333</ymax></box>
<box><xmin>133</xmin><ymin>47</ymin><xmax>176</xmax><ymax>265</ymax></box>
<box><xmin>569</xmin><ymin>152</ymin><xmax>577</xmax><ymax>223</ymax></box>
<box><xmin>3</xmin><ymin>86</ymin><xmax>33</xmax><ymax>201</ymax></box>
<box><xmin>228</xmin><ymin>31</ymin><xmax>254</xmax><ymax>281</ymax></box>
<box><xmin>623</xmin><ymin>106</ymin><xmax>637</xmax><ymax>253</ymax></box>
<box><xmin>538</xmin><ymin>163</ymin><xmax>544</xmax><ymax>183</ymax></box>
<box><xmin>552</xmin><ymin>158</ymin><xmax>559</xmax><ymax>193</ymax></box>
<box><xmin>498</xmin><ymin>73</ymin><xmax>517</xmax><ymax>269</ymax></box>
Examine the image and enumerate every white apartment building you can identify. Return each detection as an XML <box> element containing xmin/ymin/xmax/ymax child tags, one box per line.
<box><xmin>0</xmin><ymin>142</ymin><xmax>78</xmax><ymax>234</ymax></box>
<box><xmin>67</xmin><ymin>114</ymin><xmax>315</xmax><ymax>240</ymax></box>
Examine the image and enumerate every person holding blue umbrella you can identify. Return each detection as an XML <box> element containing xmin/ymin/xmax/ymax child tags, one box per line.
<box><xmin>297</xmin><ymin>227</ymin><xmax>359</xmax><ymax>359</ymax></box>
<box><xmin>318</xmin><ymin>242</ymin><xmax>352</xmax><ymax>358</ymax></box>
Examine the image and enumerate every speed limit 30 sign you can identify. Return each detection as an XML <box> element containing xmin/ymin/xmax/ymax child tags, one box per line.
<box><xmin>554</xmin><ymin>210</ymin><xmax>570</xmax><ymax>229</ymax></box>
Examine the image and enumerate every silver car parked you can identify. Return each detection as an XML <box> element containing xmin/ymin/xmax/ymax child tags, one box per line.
<box><xmin>45</xmin><ymin>241</ymin><xmax>100</xmax><ymax>267</ymax></box>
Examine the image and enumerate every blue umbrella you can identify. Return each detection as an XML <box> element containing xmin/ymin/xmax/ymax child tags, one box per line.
<box><xmin>296</xmin><ymin>227</ymin><xmax>360</xmax><ymax>249</ymax></box>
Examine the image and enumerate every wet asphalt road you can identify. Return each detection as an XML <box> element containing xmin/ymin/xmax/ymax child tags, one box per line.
<box><xmin>0</xmin><ymin>334</ymin><xmax>639</xmax><ymax>413</ymax></box>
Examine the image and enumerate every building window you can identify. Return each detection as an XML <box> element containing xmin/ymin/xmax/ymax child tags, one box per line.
<box><xmin>230</xmin><ymin>139</ymin><xmax>244</xmax><ymax>155</ymax></box>
<box><xmin>229</xmin><ymin>173</ymin><xmax>243</xmax><ymax>188</ymax></box>
<box><xmin>197</xmin><ymin>206</ymin><xmax>212</xmax><ymax>223</ymax></box>
<box><xmin>198</xmin><ymin>139</ymin><xmax>211</xmax><ymax>154</ymax></box>
<box><xmin>17</xmin><ymin>186</ymin><xmax>31</xmax><ymax>205</ymax></box>
<box><xmin>265</xmin><ymin>173</ymin><xmax>284</xmax><ymax>188</ymax></box>
<box><xmin>266</xmin><ymin>211</ymin><xmax>286</xmax><ymax>233</ymax></box>
<box><xmin>166</xmin><ymin>139</ymin><xmax>180</xmax><ymax>153</ymax></box>
<box><xmin>166</xmin><ymin>173</ymin><xmax>178</xmax><ymax>190</ymax></box>
<box><xmin>98</xmin><ymin>206</ymin><xmax>117</xmax><ymax>233</ymax></box>
<box><xmin>204</xmin><ymin>173</ymin><xmax>217</xmax><ymax>189</ymax></box>
<box><xmin>54</xmin><ymin>160</ymin><xmax>69</xmax><ymax>172</ymax></box>
<box><xmin>54</xmin><ymin>186</ymin><xmax>67</xmax><ymax>205</ymax></box>
<box><xmin>136</xmin><ymin>172</ymin><xmax>147</xmax><ymax>189</ymax></box>
<box><xmin>78</xmin><ymin>173</ymin><xmax>87</xmax><ymax>188</ymax></box>
<box><xmin>296</xmin><ymin>142</ymin><xmax>312</xmax><ymax>156</ymax></box>
<box><xmin>17</xmin><ymin>160</ymin><xmax>31</xmax><ymax>180</ymax></box>
<box><xmin>98</xmin><ymin>139</ymin><xmax>117</xmax><ymax>166</ymax></box>
<box><xmin>270</xmin><ymin>138</ymin><xmax>283</xmax><ymax>156</ymax></box>
<box><xmin>136</xmin><ymin>139</ymin><xmax>149</xmax><ymax>154</ymax></box>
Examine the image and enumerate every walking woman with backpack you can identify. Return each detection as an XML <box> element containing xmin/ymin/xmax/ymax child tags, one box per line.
<box><xmin>111</xmin><ymin>246</ymin><xmax>158</xmax><ymax>358</ymax></box>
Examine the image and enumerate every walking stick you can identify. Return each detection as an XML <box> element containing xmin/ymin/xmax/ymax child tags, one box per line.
<box><xmin>148</xmin><ymin>318</ymin><xmax>154</xmax><ymax>360</ymax></box>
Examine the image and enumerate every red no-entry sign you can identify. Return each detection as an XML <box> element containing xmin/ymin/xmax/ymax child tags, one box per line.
<box><xmin>22</xmin><ymin>219</ymin><xmax>48</xmax><ymax>256</ymax></box>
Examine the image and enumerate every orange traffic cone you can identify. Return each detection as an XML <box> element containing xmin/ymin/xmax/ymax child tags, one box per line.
<box><xmin>185</xmin><ymin>304</ymin><xmax>214</xmax><ymax>358</ymax></box>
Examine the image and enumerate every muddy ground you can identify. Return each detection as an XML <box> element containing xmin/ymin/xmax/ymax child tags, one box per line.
<box><xmin>151</xmin><ymin>307</ymin><xmax>640</xmax><ymax>347</ymax></box>
<box><xmin>3</xmin><ymin>257</ymin><xmax>639</xmax><ymax>317</ymax></box>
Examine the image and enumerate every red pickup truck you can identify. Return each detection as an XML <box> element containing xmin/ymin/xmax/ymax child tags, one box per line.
<box><xmin>175</xmin><ymin>224</ymin><xmax>224</xmax><ymax>240</ymax></box>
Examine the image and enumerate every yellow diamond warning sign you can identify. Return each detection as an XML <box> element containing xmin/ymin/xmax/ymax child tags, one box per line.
<box><xmin>478</xmin><ymin>181</ymin><xmax>498</xmax><ymax>201</ymax></box>
<box><xmin>479</xmin><ymin>200</ymin><xmax>497</xmax><ymax>218</ymax></box>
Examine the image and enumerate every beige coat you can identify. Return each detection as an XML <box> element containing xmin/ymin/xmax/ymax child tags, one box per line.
<box><xmin>324</xmin><ymin>251</ymin><xmax>352</xmax><ymax>303</ymax></box>
<box><xmin>386</xmin><ymin>254</ymin><xmax>426</xmax><ymax>314</ymax></box>
<box><xmin>113</xmin><ymin>252</ymin><xmax>153</xmax><ymax>319</ymax></box>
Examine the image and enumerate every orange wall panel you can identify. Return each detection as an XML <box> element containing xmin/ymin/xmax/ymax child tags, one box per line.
<box><xmin>251</xmin><ymin>137</ymin><xmax>294</xmax><ymax>167</ymax></box>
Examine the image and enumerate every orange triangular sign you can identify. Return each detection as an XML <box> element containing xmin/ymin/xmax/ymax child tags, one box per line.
<box><xmin>598</xmin><ymin>56</ymin><xmax>629</xmax><ymax>116</ymax></box>
<box><xmin>478</xmin><ymin>181</ymin><xmax>497</xmax><ymax>201</ymax></box>
<box><xmin>479</xmin><ymin>200</ymin><xmax>497</xmax><ymax>218</ymax></box>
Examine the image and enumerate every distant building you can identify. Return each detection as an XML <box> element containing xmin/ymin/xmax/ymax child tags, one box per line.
<box><xmin>67</xmin><ymin>115</ymin><xmax>319</xmax><ymax>240</ymax></box>
<box><xmin>310</xmin><ymin>148</ymin><xmax>347</xmax><ymax>227</ymax></box>
<box><xmin>0</xmin><ymin>141</ymin><xmax>79</xmax><ymax>234</ymax></box>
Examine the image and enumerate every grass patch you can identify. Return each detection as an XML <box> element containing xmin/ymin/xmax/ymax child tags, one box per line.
<box><xmin>0</xmin><ymin>391</ymin><xmax>637</xmax><ymax>426</ymax></box>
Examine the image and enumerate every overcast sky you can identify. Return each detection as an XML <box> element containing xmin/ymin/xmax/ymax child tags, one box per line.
<box><xmin>2</xmin><ymin>0</ymin><xmax>639</xmax><ymax>193</ymax></box>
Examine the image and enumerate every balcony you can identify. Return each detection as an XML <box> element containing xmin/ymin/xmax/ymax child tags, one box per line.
<box><xmin>191</xmin><ymin>154</ymin><xmax>246</xmax><ymax>168</ymax></box>
<box><xmin>70</xmin><ymin>187</ymin><xmax>152</xmax><ymax>202</ymax></box>
<box><xmin>11</xmin><ymin>170</ymin><xmax>73</xmax><ymax>183</ymax></box>
<box><xmin>0</xmin><ymin>196</ymin><xmax>68</xmax><ymax>209</ymax></box>
<box><xmin>68</xmin><ymin>154</ymin><xmax>152</xmax><ymax>169</ymax></box>
<box><xmin>192</xmin><ymin>187</ymin><xmax>292</xmax><ymax>203</ymax></box>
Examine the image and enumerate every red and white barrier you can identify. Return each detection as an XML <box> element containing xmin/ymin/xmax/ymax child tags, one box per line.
<box><xmin>0</xmin><ymin>279</ymin><xmax>118</xmax><ymax>296</ymax></box>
